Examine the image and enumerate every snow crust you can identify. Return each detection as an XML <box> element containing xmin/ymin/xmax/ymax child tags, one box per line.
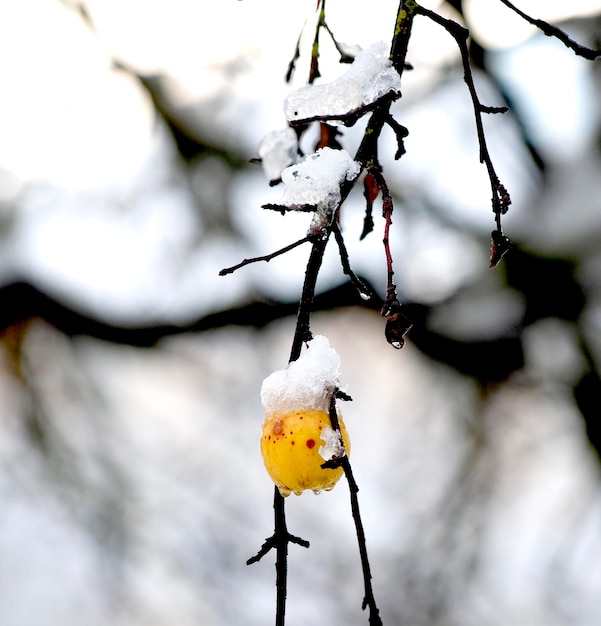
<box><xmin>257</xmin><ymin>127</ymin><xmax>298</xmax><ymax>183</ymax></box>
<box><xmin>280</xmin><ymin>147</ymin><xmax>360</xmax><ymax>210</ymax></box>
<box><xmin>261</xmin><ymin>335</ymin><xmax>342</xmax><ymax>415</ymax></box>
<box><xmin>285</xmin><ymin>42</ymin><xmax>401</xmax><ymax>122</ymax></box>
<box><xmin>319</xmin><ymin>426</ymin><xmax>345</xmax><ymax>461</ymax></box>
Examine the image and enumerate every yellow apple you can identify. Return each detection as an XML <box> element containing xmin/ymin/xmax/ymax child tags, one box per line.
<box><xmin>261</xmin><ymin>409</ymin><xmax>350</xmax><ymax>496</ymax></box>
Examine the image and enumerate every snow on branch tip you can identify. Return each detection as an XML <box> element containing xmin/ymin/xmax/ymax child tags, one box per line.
<box><xmin>285</xmin><ymin>42</ymin><xmax>402</xmax><ymax>124</ymax></box>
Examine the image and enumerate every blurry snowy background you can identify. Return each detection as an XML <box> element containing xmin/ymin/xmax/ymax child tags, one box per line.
<box><xmin>1</xmin><ymin>1</ymin><xmax>601</xmax><ymax>625</ymax></box>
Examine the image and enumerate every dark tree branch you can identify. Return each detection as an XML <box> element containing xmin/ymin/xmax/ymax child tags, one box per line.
<box><xmin>246</xmin><ymin>489</ymin><xmax>310</xmax><ymax>626</ymax></box>
<box><xmin>385</xmin><ymin>114</ymin><xmax>409</xmax><ymax>159</ymax></box>
<box><xmin>219</xmin><ymin>235</ymin><xmax>313</xmax><ymax>276</ymax></box>
<box><xmin>246</xmin><ymin>493</ymin><xmax>310</xmax><ymax>565</ymax></box>
<box><xmin>262</xmin><ymin>203</ymin><xmax>316</xmax><ymax>214</ymax></box>
<box><xmin>289</xmin><ymin>234</ymin><xmax>331</xmax><ymax>362</ymax></box>
<box><xmin>309</xmin><ymin>0</ymin><xmax>325</xmax><ymax>84</ymax></box>
<box><xmin>361</xmin><ymin>172</ymin><xmax>378</xmax><ymax>239</ymax></box>
<box><xmin>369</xmin><ymin>168</ymin><xmax>398</xmax><ymax>314</ymax></box>
<box><xmin>227</xmin><ymin>1</ymin><xmax>601</xmax><ymax>623</ymax></box>
<box><xmin>246</xmin><ymin>230</ymin><xmax>331</xmax><ymax>625</ymax></box>
<box><xmin>390</xmin><ymin>0</ymin><xmax>418</xmax><ymax>73</ymax></box>
<box><xmin>0</xmin><ymin>280</ymin><xmax>379</xmax><ymax>348</ymax></box>
<box><xmin>342</xmin><ymin>456</ymin><xmax>382</xmax><ymax>625</ymax></box>
<box><xmin>267</xmin><ymin>5</ymin><xmax>419</xmax><ymax>623</ymax></box>
<box><xmin>322</xmin><ymin>19</ymin><xmax>357</xmax><ymax>64</ymax></box>
<box><xmin>413</xmin><ymin>4</ymin><xmax>512</xmax><ymax>234</ymax></box>
<box><xmin>245</xmin><ymin>74</ymin><xmax>399</xmax><ymax>626</ymax></box>
<box><xmin>0</xmin><ymin>279</ymin><xmax>531</xmax><ymax>382</ymax></box>
<box><xmin>321</xmin><ymin>393</ymin><xmax>382</xmax><ymax>625</ymax></box>
<box><xmin>285</xmin><ymin>27</ymin><xmax>304</xmax><ymax>83</ymax></box>
<box><xmin>497</xmin><ymin>0</ymin><xmax>601</xmax><ymax>60</ymax></box>
<box><xmin>332</xmin><ymin>221</ymin><xmax>374</xmax><ymax>301</ymax></box>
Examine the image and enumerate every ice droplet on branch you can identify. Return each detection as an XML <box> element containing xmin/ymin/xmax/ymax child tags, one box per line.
<box><xmin>384</xmin><ymin>310</ymin><xmax>413</xmax><ymax>350</ymax></box>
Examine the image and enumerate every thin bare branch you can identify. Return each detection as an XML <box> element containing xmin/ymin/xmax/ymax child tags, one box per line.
<box><xmin>497</xmin><ymin>0</ymin><xmax>601</xmax><ymax>60</ymax></box>
<box><xmin>414</xmin><ymin>4</ymin><xmax>512</xmax><ymax>233</ymax></box>
<box><xmin>219</xmin><ymin>236</ymin><xmax>313</xmax><ymax>276</ymax></box>
<box><xmin>285</xmin><ymin>26</ymin><xmax>304</xmax><ymax>83</ymax></box>
<box><xmin>368</xmin><ymin>168</ymin><xmax>398</xmax><ymax>312</ymax></box>
<box><xmin>385</xmin><ymin>114</ymin><xmax>409</xmax><ymax>159</ymax></box>
<box><xmin>331</xmin><ymin>221</ymin><xmax>374</xmax><ymax>301</ymax></box>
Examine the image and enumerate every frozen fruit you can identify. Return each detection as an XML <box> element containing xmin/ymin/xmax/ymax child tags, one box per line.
<box><xmin>261</xmin><ymin>409</ymin><xmax>350</xmax><ymax>497</ymax></box>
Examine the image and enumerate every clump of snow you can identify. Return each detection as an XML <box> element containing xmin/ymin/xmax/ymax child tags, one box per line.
<box><xmin>319</xmin><ymin>426</ymin><xmax>345</xmax><ymax>461</ymax></box>
<box><xmin>280</xmin><ymin>147</ymin><xmax>360</xmax><ymax>211</ymax></box>
<box><xmin>257</xmin><ymin>127</ymin><xmax>298</xmax><ymax>183</ymax></box>
<box><xmin>285</xmin><ymin>42</ymin><xmax>401</xmax><ymax>123</ymax></box>
<box><xmin>261</xmin><ymin>335</ymin><xmax>343</xmax><ymax>416</ymax></box>
<box><xmin>337</xmin><ymin>42</ymin><xmax>362</xmax><ymax>61</ymax></box>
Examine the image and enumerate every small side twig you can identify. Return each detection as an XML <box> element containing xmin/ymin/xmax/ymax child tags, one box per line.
<box><xmin>247</xmin><ymin>491</ymin><xmax>310</xmax><ymax>566</ymax></box>
<box><xmin>385</xmin><ymin>114</ymin><xmax>409</xmax><ymax>160</ymax></box>
<box><xmin>219</xmin><ymin>236</ymin><xmax>313</xmax><ymax>276</ymax></box>
<box><xmin>285</xmin><ymin>25</ymin><xmax>304</xmax><ymax>83</ymax></box>
<box><xmin>414</xmin><ymin>4</ymin><xmax>511</xmax><ymax>231</ymax></box>
<box><xmin>309</xmin><ymin>0</ymin><xmax>325</xmax><ymax>83</ymax></box>
<box><xmin>368</xmin><ymin>168</ymin><xmax>398</xmax><ymax>312</ymax></box>
<box><xmin>247</xmin><ymin>488</ymin><xmax>310</xmax><ymax>626</ymax></box>
<box><xmin>360</xmin><ymin>172</ymin><xmax>378</xmax><ymax>240</ymax></box>
<box><xmin>497</xmin><ymin>0</ymin><xmax>601</xmax><ymax>60</ymax></box>
<box><xmin>322</xmin><ymin>19</ymin><xmax>357</xmax><ymax>64</ymax></box>
<box><xmin>331</xmin><ymin>221</ymin><xmax>374</xmax><ymax>301</ymax></box>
